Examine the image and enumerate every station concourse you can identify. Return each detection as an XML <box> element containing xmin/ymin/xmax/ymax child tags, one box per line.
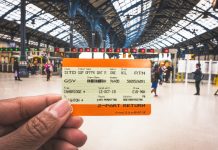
<box><xmin>0</xmin><ymin>0</ymin><xmax>218</xmax><ymax>150</ymax></box>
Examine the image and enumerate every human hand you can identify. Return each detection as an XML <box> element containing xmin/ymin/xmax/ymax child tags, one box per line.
<box><xmin>0</xmin><ymin>94</ymin><xmax>87</xmax><ymax>150</ymax></box>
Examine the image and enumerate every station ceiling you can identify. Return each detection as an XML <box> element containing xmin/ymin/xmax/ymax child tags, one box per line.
<box><xmin>0</xmin><ymin>0</ymin><xmax>217</xmax><ymax>50</ymax></box>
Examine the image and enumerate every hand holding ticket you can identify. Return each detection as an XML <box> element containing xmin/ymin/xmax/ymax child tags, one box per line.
<box><xmin>62</xmin><ymin>59</ymin><xmax>151</xmax><ymax>116</ymax></box>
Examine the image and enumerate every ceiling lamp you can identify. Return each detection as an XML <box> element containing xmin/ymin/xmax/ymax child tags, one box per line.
<box><xmin>202</xmin><ymin>11</ymin><xmax>209</xmax><ymax>18</ymax></box>
<box><xmin>126</xmin><ymin>15</ymin><xmax>131</xmax><ymax>21</ymax></box>
<box><xmin>31</xmin><ymin>19</ymin><xmax>35</xmax><ymax>25</ymax></box>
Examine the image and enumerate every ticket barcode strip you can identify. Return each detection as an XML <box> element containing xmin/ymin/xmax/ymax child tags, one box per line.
<box><xmin>87</xmin><ymin>79</ymin><xmax>107</xmax><ymax>83</ymax></box>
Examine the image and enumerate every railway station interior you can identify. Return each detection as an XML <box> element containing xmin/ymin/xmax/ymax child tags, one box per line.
<box><xmin>0</xmin><ymin>0</ymin><xmax>218</xmax><ymax>150</ymax></box>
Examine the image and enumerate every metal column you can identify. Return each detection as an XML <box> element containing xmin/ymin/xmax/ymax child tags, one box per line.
<box><xmin>70</xmin><ymin>20</ymin><xmax>74</xmax><ymax>48</ymax></box>
<box><xmin>68</xmin><ymin>0</ymin><xmax>78</xmax><ymax>48</ymax></box>
<box><xmin>19</xmin><ymin>0</ymin><xmax>29</xmax><ymax>77</ymax></box>
<box><xmin>69</xmin><ymin>1</ymin><xmax>74</xmax><ymax>48</ymax></box>
<box><xmin>103</xmin><ymin>39</ymin><xmax>106</xmax><ymax>59</ymax></box>
<box><xmin>92</xmin><ymin>32</ymin><xmax>95</xmax><ymax>59</ymax></box>
<box><xmin>20</xmin><ymin>0</ymin><xmax>26</xmax><ymax>61</ymax></box>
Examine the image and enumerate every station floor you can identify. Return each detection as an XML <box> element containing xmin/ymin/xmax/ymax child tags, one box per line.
<box><xmin>0</xmin><ymin>73</ymin><xmax>218</xmax><ymax>150</ymax></box>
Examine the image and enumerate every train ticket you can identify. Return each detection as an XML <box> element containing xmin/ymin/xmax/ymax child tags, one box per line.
<box><xmin>62</xmin><ymin>59</ymin><xmax>151</xmax><ymax>116</ymax></box>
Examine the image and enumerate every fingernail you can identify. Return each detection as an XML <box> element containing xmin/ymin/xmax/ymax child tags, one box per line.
<box><xmin>48</xmin><ymin>100</ymin><xmax>72</xmax><ymax>117</ymax></box>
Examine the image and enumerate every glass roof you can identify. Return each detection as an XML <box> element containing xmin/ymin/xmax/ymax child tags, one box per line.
<box><xmin>0</xmin><ymin>0</ymin><xmax>88</xmax><ymax>48</ymax></box>
<box><xmin>112</xmin><ymin>0</ymin><xmax>152</xmax><ymax>47</ymax></box>
<box><xmin>138</xmin><ymin>0</ymin><xmax>218</xmax><ymax>49</ymax></box>
<box><xmin>0</xmin><ymin>33</ymin><xmax>47</xmax><ymax>46</ymax></box>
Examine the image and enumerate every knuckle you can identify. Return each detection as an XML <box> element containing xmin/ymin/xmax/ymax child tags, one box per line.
<box><xmin>16</xmin><ymin>96</ymin><xmax>31</xmax><ymax>119</ymax></box>
<box><xmin>25</xmin><ymin>113</ymin><xmax>57</xmax><ymax>139</ymax></box>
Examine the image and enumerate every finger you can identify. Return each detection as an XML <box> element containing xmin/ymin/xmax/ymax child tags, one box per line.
<box><xmin>63</xmin><ymin>116</ymin><xmax>83</xmax><ymax>128</ymax></box>
<box><xmin>0</xmin><ymin>94</ymin><xmax>61</xmax><ymax>125</ymax></box>
<box><xmin>0</xmin><ymin>115</ymin><xmax>83</xmax><ymax>137</ymax></box>
<box><xmin>0</xmin><ymin>100</ymin><xmax>71</xmax><ymax>150</ymax></box>
<box><xmin>57</xmin><ymin>128</ymin><xmax>87</xmax><ymax>147</ymax></box>
<box><xmin>41</xmin><ymin>139</ymin><xmax>78</xmax><ymax>150</ymax></box>
<box><xmin>0</xmin><ymin>126</ymin><xmax>15</xmax><ymax>136</ymax></box>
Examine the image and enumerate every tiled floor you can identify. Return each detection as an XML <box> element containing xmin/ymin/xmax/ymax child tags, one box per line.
<box><xmin>0</xmin><ymin>73</ymin><xmax>218</xmax><ymax>150</ymax></box>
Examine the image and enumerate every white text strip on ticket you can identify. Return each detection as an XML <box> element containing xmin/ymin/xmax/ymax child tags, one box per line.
<box><xmin>62</xmin><ymin>67</ymin><xmax>151</xmax><ymax>104</ymax></box>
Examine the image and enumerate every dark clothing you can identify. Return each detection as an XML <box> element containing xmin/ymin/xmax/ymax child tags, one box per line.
<box><xmin>165</xmin><ymin>66</ymin><xmax>172</xmax><ymax>82</ymax></box>
<box><xmin>193</xmin><ymin>68</ymin><xmax>202</xmax><ymax>81</ymax></box>
<box><xmin>46</xmin><ymin>70</ymin><xmax>51</xmax><ymax>81</ymax></box>
<box><xmin>195</xmin><ymin>80</ymin><xmax>200</xmax><ymax>94</ymax></box>
<box><xmin>193</xmin><ymin>68</ymin><xmax>202</xmax><ymax>94</ymax></box>
<box><xmin>151</xmin><ymin>70</ymin><xmax>160</xmax><ymax>83</ymax></box>
<box><xmin>45</xmin><ymin>64</ymin><xmax>51</xmax><ymax>81</ymax></box>
<box><xmin>14</xmin><ymin>61</ymin><xmax>21</xmax><ymax>80</ymax></box>
<box><xmin>151</xmin><ymin>67</ymin><xmax>160</xmax><ymax>89</ymax></box>
<box><xmin>151</xmin><ymin>82</ymin><xmax>158</xmax><ymax>88</ymax></box>
<box><xmin>14</xmin><ymin>61</ymin><xmax>19</xmax><ymax>71</ymax></box>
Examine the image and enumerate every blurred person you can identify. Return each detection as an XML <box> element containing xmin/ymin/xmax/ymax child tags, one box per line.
<box><xmin>151</xmin><ymin>64</ymin><xmax>160</xmax><ymax>97</ymax></box>
<box><xmin>193</xmin><ymin>63</ymin><xmax>203</xmax><ymax>95</ymax></box>
<box><xmin>0</xmin><ymin>94</ymin><xmax>87</xmax><ymax>150</ymax></box>
<box><xmin>44</xmin><ymin>62</ymin><xmax>53</xmax><ymax>81</ymax></box>
<box><xmin>13</xmin><ymin>58</ymin><xmax>22</xmax><ymax>81</ymax></box>
<box><xmin>165</xmin><ymin>65</ymin><xmax>173</xmax><ymax>83</ymax></box>
<box><xmin>159</xmin><ymin>65</ymin><xmax>165</xmax><ymax>85</ymax></box>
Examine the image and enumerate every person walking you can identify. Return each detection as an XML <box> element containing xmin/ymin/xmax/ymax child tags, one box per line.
<box><xmin>151</xmin><ymin>64</ymin><xmax>160</xmax><ymax>97</ymax></box>
<box><xmin>44</xmin><ymin>62</ymin><xmax>53</xmax><ymax>81</ymax></box>
<box><xmin>193</xmin><ymin>63</ymin><xmax>202</xmax><ymax>95</ymax></box>
<box><xmin>13</xmin><ymin>58</ymin><xmax>22</xmax><ymax>81</ymax></box>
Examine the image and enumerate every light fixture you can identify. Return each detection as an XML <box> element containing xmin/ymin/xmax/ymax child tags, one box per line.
<box><xmin>126</xmin><ymin>15</ymin><xmax>131</xmax><ymax>21</ymax></box>
<box><xmin>202</xmin><ymin>11</ymin><xmax>209</xmax><ymax>19</ymax></box>
<box><xmin>31</xmin><ymin>19</ymin><xmax>35</xmax><ymax>25</ymax></box>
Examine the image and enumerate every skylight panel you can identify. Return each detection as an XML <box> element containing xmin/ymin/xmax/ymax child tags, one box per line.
<box><xmin>171</xmin><ymin>26</ymin><xmax>181</xmax><ymax>33</ymax></box>
<box><xmin>196</xmin><ymin>0</ymin><xmax>211</xmax><ymax>10</ymax></box>
<box><xmin>0</xmin><ymin>1</ymin><xmax>90</xmax><ymax>47</ymax></box>
<box><xmin>26</xmin><ymin>3</ymin><xmax>41</xmax><ymax>14</ymax></box>
<box><xmin>50</xmin><ymin>28</ymin><xmax>64</xmax><ymax>36</ymax></box>
<box><xmin>41</xmin><ymin>13</ymin><xmax>54</xmax><ymax>20</ymax></box>
<box><xmin>57</xmin><ymin>32</ymin><xmax>69</xmax><ymax>39</ymax></box>
<box><xmin>27</xmin><ymin>18</ymin><xmax>47</xmax><ymax>29</ymax></box>
<box><xmin>153</xmin><ymin>41</ymin><xmax>165</xmax><ymax>48</ymax></box>
<box><xmin>0</xmin><ymin>3</ymin><xmax>13</xmax><ymax>16</ymax></box>
<box><xmin>62</xmin><ymin>35</ymin><xmax>69</xmax><ymax>41</ymax></box>
<box><xmin>61</xmin><ymin>25</ymin><xmax>70</xmax><ymax>31</ymax></box>
<box><xmin>5</xmin><ymin>8</ymin><xmax>20</xmax><ymax>21</ymax></box>
<box><xmin>54</xmin><ymin>20</ymin><xmax>63</xmax><ymax>26</ymax></box>
<box><xmin>6</xmin><ymin>0</ymin><xmax>20</xmax><ymax>5</ymax></box>
<box><xmin>39</xmin><ymin>23</ymin><xmax>56</xmax><ymax>33</ymax></box>
<box><xmin>166</xmin><ymin>37</ymin><xmax>179</xmax><ymax>44</ymax></box>
<box><xmin>113</xmin><ymin>0</ymin><xmax>152</xmax><ymax>46</ymax></box>
<box><xmin>185</xmin><ymin>23</ymin><xmax>205</xmax><ymax>35</ymax></box>
<box><xmin>178</xmin><ymin>20</ymin><xmax>190</xmax><ymax>27</ymax></box>
<box><xmin>171</xmin><ymin>33</ymin><xmax>184</xmax><ymax>42</ymax></box>
<box><xmin>196</xmin><ymin>14</ymin><xmax>218</xmax><ymax>30</ymax></box>
<box><xmin>177</xmin><ymin>29</ymin><xmax>195</xmax><ymax>39</ymax></box>
<box><xmin>161</xmin><ymin>39</ymin><xmax>171</xmax><ymax>46</ymax></box>
<box><xmin>138</xmin><ymin>0</ymin><xmax>216</xmax><ymax>49</ymax></box>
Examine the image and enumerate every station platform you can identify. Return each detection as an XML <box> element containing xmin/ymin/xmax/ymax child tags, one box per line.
<box><xmin>0</xmin><ymin>73</ymin><xmax>218</xmax><ymax>150</ymax></box>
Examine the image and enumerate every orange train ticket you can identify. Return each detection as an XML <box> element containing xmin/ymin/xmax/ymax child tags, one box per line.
<box><xmin>62</xmin><ymin>58</ymin><xmax>151</xmax><ymax>116</ymax></box>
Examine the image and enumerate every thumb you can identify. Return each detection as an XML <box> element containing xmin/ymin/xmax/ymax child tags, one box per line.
<box><xmin>0</xmin><ymin>100</ymin><xmax>71</xmax><ymax>150</ymax></box>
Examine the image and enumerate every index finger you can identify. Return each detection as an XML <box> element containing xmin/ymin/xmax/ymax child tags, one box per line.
<box><xmin>0</xmin><ymin>94</ymin><xmax>62</xmax><ymax>125</ymax></box>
